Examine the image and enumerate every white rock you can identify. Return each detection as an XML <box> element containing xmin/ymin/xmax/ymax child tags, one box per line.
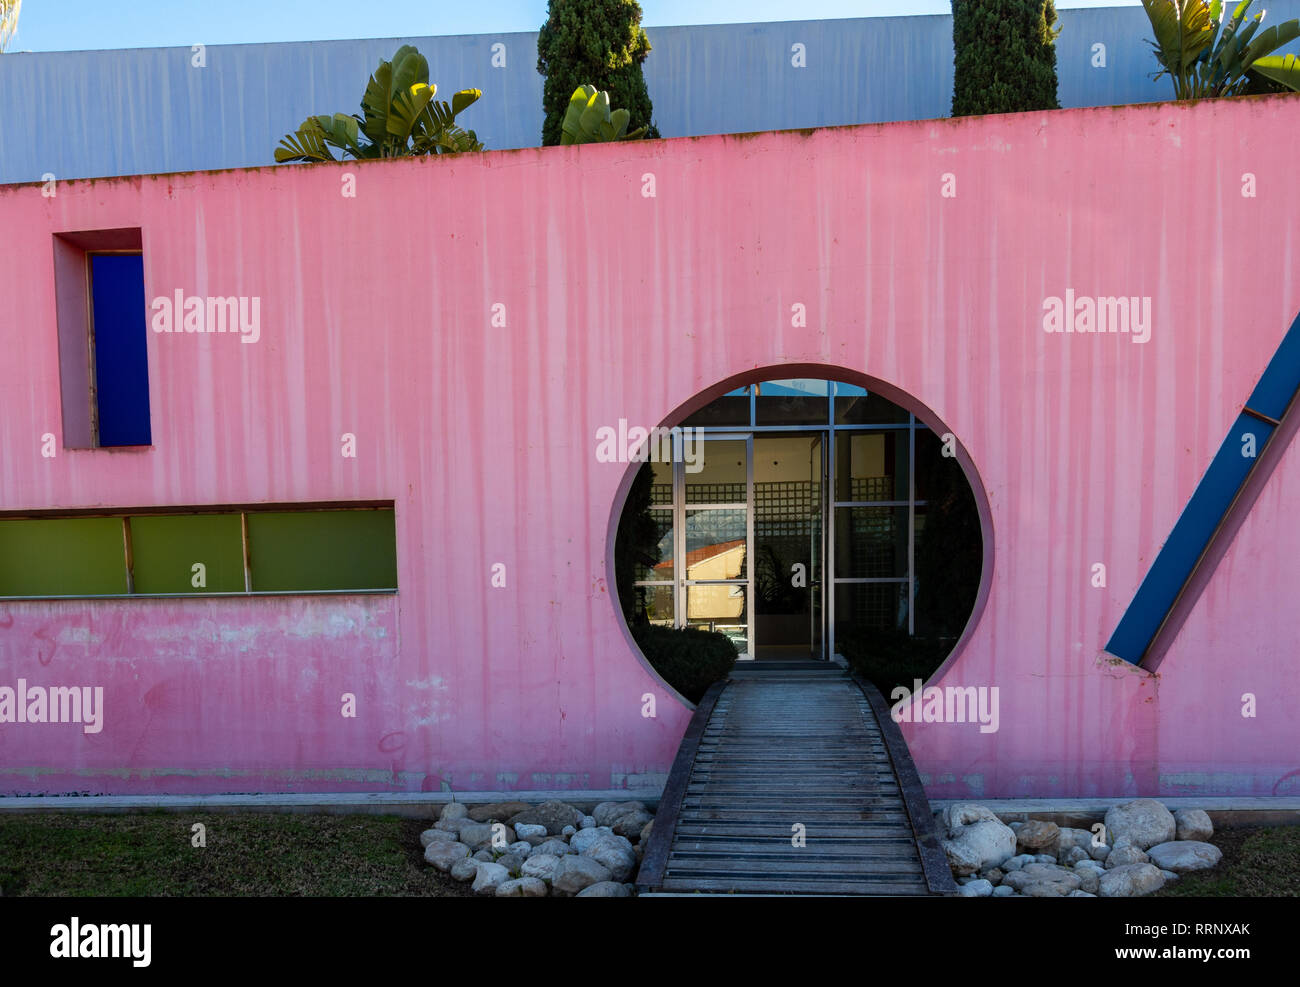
<box><xmin>420</xmin><ymin>828</ymin><xmax>457</xmax><ymax>848</ymax></box>
<box><xmin>1002</xmin><ymin>853</ymin><xmax>1035</xmax><ymax>872</ymax></box>
<box><xmin>991</xmin><ymin>885</ymin><xmax>1015</xmax><ymax>897</ymax></box>
<box><xmin>521</xmin><ymin>854</ymin><xmax>561</xmax><ymax>882</ymax></box>
<box><xmin>576</xmin><ymin>881</ymin><xmax>631</xmax><ymax>897</ymax></box>
<box><xmin>561</xmin><ymin>825</ymin><xmax>577</xmax><ymax>837</ymax></box>
<box><xmin>1104</xmin><ymin>799</ymin><xmax>1176</xmax><ymax>851</ymax></box>
<box><xmin>1001</xmin><ymin>862</ymin><xmax>1081</xmax><ymax>895</ymax></box>
<box><xmin>449</xmin><ymin>857</ymin><xmax>480</xmax><ymax>882</ymax></box>
<box><xmin>1105</xmin><ymin>844</ymin><xmax>1150</xmax><ymax>869</ymax></box>
<box><xmin>496</xmin><ymin>877</ymin><xmax>548</xmax><ymax>897</ymax></box>
<box><xmin>531</xmin><ymin>839</ymin><xmax>574</xmax><ymax>857</ymax></box>
<box><xmin>514</xmin><ymin>823</ymin><xmax>548</xmax><ymax>839</ymax></box>
<box><xmin>579</xmin><ymin>815</ymin><xmax>597</xmax><ymax>829</ymax></box>
<box><xmin>960</xmin><ymin>879</ymin><xmax>993</xmax><ymax>897</ymax></box>
<box><xmin>1098</xmin><ymin>863</ymin><xmax>1166</xmax><ymax>897</ymax></box>
<box><xmin>439</xmin><ymin>802</ymin><xmax>470</xmax><ymax>823</ymax></box>
<box><xmin>593</xmin><ymin>800</ymin><xmax>648</xmax><ymax>828</ymax></box>
<box><xmin>1059</xmin><ymin>846</ymin><xmax>1090</xmax><ymax>867</ymax></box>
<box><xmin>1173</xmin><ymin>809</ymin><xmax>1214</xmax><ymax>843</ymax></box>
<box><xmin>1146</xmin><ymin>841</ymin><xmax>1222</xmax><ymax>873</ymax></box>
<box><xmin>1057</xmin><ymin>827</ymin><xmax>1096</xmax><ymax>853</ymax></box>
<box><xmin>552</xmin><ymin>855</ymin><xmax>613</xmax><ymax>894</ymax></box>
<box><xmin>472</xmin><ymin>862</ymin><xmax>510</xmax><ymax>894</ymax></box>
<box><xmin>570</xmin><ymin>826</ymin><xmax>619</xmax><ymax>854</ymax></box>
<box><xmin>582</xmin><ymin>836</ymin><xmax>637</xmax><ymax>882</ymax></box>
<box><xmin>423</xmin><ymin>841</ymin><xmax>471</xmax><ymax>871</ymax></box>
<box><xmin>939</xmin><ymin>803</ymin><xmax>1017</xmax><ymax>876</ymax></box>
<box><xmin>1068</xmin><ymin>890</ymin><xmax>1097</xmax><ymax>897</ymax></box>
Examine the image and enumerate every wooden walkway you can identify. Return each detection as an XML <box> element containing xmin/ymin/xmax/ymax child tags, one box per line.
<box><xmin>637</xmin><ymin>662</ymin><xmax>955</xmax><ymax>896</ymax></box>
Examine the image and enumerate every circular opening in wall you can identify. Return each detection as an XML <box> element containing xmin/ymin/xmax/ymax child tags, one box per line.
<box><xmin>610</xmin><ymin>370</ymin><xmax>990</xmax><ymax>704</ymax></box>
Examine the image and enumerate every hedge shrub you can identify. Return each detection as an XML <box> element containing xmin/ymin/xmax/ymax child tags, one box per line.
<box><xmin>838</xmin><ymin>626</ymin><xmax>955</xmax><ymax>697</ymax></box>
<box><xmin>632</xmin><ymin>624</ymin><xmax>736</xmax><ymax>703</ymax></box>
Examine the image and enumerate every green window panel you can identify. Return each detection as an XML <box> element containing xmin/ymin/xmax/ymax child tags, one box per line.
<box><xmin>0</xmin><ymin>517</ymin><xmax>128</xmax><ymax>596</ymax></box>
<box><xmin>247</xmin><ymin>510</ymin><xmax>397</xmax><ymax>591</ymax></box>
<box><xmin>131</xmin><ymin>514</ymin><xmax>245</xmax><ymax>593</ymax></box>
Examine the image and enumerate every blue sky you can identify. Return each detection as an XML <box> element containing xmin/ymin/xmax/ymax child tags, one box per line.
<box><xmin>11</xmin><ymin>1</ymin><xmax>1140</xmax><ymax>52</ymax></box>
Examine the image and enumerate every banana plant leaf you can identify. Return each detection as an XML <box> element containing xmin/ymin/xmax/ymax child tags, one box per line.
<box><xmin>1252</xmin><ymin>51</ymin><xmax>1300</xmax><ymax>89</ymax></box>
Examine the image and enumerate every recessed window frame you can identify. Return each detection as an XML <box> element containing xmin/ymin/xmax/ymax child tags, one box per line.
<box><xmin>0</xmin><ymin>501</ymin><xmax>398</xmax><ymax>600</ymax></box>
<box><xmin>52</xmin><ymin>227</ymin><xmax>152</xmax><ymax>450</ymax></box>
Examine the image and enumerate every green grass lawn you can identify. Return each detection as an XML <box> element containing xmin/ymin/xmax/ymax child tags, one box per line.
<box><xmin>0</xmin><ymin>812</ymin><xmax>473</xmax><ymax>897</ymax></box>
<box><xmin>1154</xmin><ymin>825</ymin><xmax>1300</xmax><ymax>897</ymax></box>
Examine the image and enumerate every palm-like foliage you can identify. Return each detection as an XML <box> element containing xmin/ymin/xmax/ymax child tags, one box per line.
<box><xmin>0</xmin><ymin>0</ymin><xmax>21</xmax><ymax>53</ymax></box>
<box><xmin>560</xmin><ymin>85</ymin><xmax>648</xmax><ymax>144</ymax></box>
<box><xmin>1252</xmin><ymin>52</ymin><xmax>1300</xmax><ymax>90</ymax></box>
<box><xmin>1141</xmin><ymin>0</ymin><xmax>1300</xmax><ymax>98</ymax></box>
<box><xmin>276</xmin><ymin>45</ymin><xmax>484</xmax><ymax>163</ymax></box>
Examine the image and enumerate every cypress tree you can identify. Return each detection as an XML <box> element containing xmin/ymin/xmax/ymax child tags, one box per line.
<box><xmin>537</xmin><ymin>0</ymin><xmax>660</xmax><ymax>146</ymax></box>
<box><xmin>952</xmin><ymin>0</ymin><xmax>1061</xmax><ymax>116</ymax></box>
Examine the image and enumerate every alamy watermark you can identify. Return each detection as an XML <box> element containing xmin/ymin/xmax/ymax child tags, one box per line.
<box><xmin>1042</xmin><ymin>290</ymin><xmax>1151</xmax><ymax>344</ymax></box>
<box><xmin>890</xmin><ymin>679</ymin><xmax>999</xmax><ymax>734</ymax></box>
<box><xmin>595</xmin><ymin>420</ymin><xmax>706</xmax><ymax>473</ymax></box>
<box><xmin>0</xmin><ymin>680</ymin><xmax>104</xmax><ymax>733</ymax></box>
<box><xmin>151</xmin><ymin>291</ymin><xmax>261</xmax><ymax>343</ymax></box>
<box><xmin>50</xmin><ymin>917</ymin><xmax>150</xmax><ymax>967</ymax></box>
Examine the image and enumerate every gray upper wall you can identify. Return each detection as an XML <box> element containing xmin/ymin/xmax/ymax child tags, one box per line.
<box><xmin>3</xmin><ymin>4</ymin><xmax>1299</xmax><ymax>185</ymax></box>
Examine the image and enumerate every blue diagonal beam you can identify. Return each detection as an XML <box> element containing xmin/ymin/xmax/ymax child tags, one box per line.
<box><xmin>1106</xmin><ymin>310</ymin><xmax>1300</xmax><ymax>665</ymax></box>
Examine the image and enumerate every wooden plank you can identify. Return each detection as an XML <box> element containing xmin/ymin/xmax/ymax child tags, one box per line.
<box><xmin>851</xmin><ymin>673</ymin><xmax>959</xmax><ymax>896</ymax></box>
<box><xmin>641</xmin><ymin>669</ymin><xmax>954</xmax><ymax>897</ymax></box>
<box><xmin>667</xmin><ymin>861</ymin><xmax>923</xmax><ymax>878</ymax></box>
<box><xmin>673</xmin><ymin>825</ymin><xmax>917</xmax><ymax>838</ymax></box>
<box><xmin>634</xmin><ymin>679</ymin><xmax>726</xmax><ymax>891</ymax></box>
<box><xmin>660</xmin><ymin>876</ymin><xmax>930</xmax><ymax>895</ymax></box>
<box><xmin>669</xmin><ymin>847</ymin><xmax>921</xmax><ymax>862</ymax></box>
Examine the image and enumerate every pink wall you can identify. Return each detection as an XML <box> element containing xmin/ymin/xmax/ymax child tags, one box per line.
<box><xmin>1</xmin><ymin>94</ymin><xmax>1299</xmax><ymax>797</ymax></box>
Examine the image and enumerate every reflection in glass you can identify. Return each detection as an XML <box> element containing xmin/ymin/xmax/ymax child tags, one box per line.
<box><xmin>634</xmin><ymin>583</ymin><xmax>675</xmax><ymax>627</ymax></box>
<box><xmin>755</xmin><ymin>379</ymin><xmax>831</xmax><ymax>426</ymax></box>
<box><xmin>684</xmin><ymin>440</ymin><xmax>747</xmax><ymax>504</ymax></box>
<box><xmin>633</xmin><ymin>508</ymin><xmax>675</xmax><ymax>582</ymax></box>
<box><xmin>834</xmin><ymin>386</ymin><xmax>911</xmax><ymax>425</ymax></box>
<box><xmin>684</xmin><ymin>509</ymin><xmax>747</xmax><ymax>580</ymax></box>
<box><xmin>834</xmin><ymin>430</ymin><xmax>909</xmax><ymax>502</ymax></box>
<box><xmin>687</xmin><ymin>584</ymin><xmax>749</xmax><ymax>655</ymax></box>
<box><xmin>834</xmin><ymin>581</ymin><xmax>908</xmax><ymax>634</ymax></box>
<box><xmin>835</xmin><ymin>506</ymin><xmax>908</xmax><ymax>578</ymax></box>
<box><xmin>648</xmin><ymin>457</ymin><xmax>673</xmax><ymax>506</ymax></box>
<box><xmin>681</xmin><ymin>386</ymin><xmax>751</xmax><ymax>427</ymax></box>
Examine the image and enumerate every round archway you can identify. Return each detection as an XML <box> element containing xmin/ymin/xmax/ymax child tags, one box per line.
<box><xmin>611</xmin><ymin>369</ymin><xmax>990</xmax><ymax>700</ymax></box>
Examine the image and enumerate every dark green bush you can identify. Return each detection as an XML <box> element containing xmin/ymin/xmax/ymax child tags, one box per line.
<box><xmin>839</xmin><ymin>626</ymin><xmax>954</xmax><ymax>697</ymax></box>
<box><xmin>632</xmin><ymin>624</ymin><xmax>736</xmax><ymax>703</ymax></box>
<box><xmin>952</xmin><ymin>0</ymin><xmax>1061</xmax><ymax>116</ymax></box>
<box><xmin>537</xmin><ymin>0</ymin><xmax>660</xmax><ymax>146</ymax></box>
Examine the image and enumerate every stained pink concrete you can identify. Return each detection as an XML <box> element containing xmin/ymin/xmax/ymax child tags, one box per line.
<box><xmin>2</xmin><ymin>94</ymin><xmax>1299</xmax><ymax>797</ymax></box>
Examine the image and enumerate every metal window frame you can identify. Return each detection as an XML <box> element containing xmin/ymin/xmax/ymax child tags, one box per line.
<box><xmin>632</xmin><ymin>380</ymin><xmax>936</xmax><ymax>660</ymax></box>
<box><xmin>0</xmin><ymin>502</ymin><xmax>399</xmax><ymax>601</ymax></box>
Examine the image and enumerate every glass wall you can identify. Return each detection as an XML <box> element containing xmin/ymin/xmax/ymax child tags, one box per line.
<box><xmin>626</xmin><ymin>379</ymin><xmax>949</xmax><ymax>659</ymax></box>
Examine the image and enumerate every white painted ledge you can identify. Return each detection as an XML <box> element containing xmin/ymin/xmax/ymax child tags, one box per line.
<box><xmin>0</xmin><ymin>789</ymin><xmax>663</xmax><ymax>816</ymax></box>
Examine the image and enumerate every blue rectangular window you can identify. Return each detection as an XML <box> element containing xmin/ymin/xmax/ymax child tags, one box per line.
<box><xmin>89</xmin><ymin>253</ymin><xmax>151</xmax><ymax>446</ymax></box>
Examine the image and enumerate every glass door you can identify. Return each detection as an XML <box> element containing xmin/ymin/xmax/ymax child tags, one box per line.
<box><xmin>677</xmin><ymin>433</ymin><xmax>752</xmax><ymax>659</ymax></box>
<box><xmin>810</xmin><ymin>433</ymin><xmax>826</xmax><ymax>659</ymax></box>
